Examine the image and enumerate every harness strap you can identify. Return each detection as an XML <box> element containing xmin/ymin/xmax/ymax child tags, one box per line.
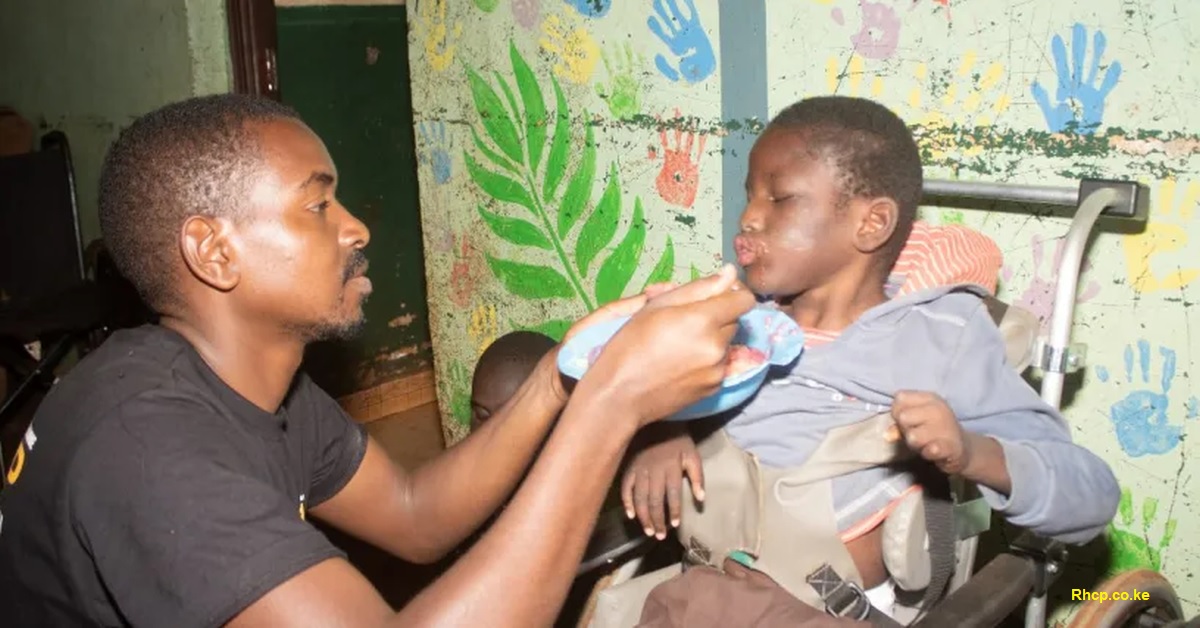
<box><xmin>807</xmin><ymin>463</ymin><xmax>957</xmax><ymax>626</ymax></box>
<box><xmin>805</xmin><ymin>564</ymin><xmax>904</xmax><ymax>628</ymax></box>
<box><xmin>917</xmin><ymin>465</ymin><xmax>956</xmax><ymax>613</ymax></box>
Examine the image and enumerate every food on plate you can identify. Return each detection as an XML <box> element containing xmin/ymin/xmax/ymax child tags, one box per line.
<box><xmin>725</xmin><ymin>344</ymin><xmax>767</xmax><ymax>378</ymax></box>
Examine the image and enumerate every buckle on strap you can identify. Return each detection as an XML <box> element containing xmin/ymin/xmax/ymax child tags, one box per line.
<box><xmin>806</xmin><ymin>564</ymin><xmax>871</xmax><ymax>621</ymax></box>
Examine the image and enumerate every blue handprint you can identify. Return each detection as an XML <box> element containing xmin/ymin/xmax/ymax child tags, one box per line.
<box><xmin>1107</xmin><ymin>340</ymin><xmax>1183</xmax><ymax>457</ymax></box>
<box><xmin>1030</xmin><ymin>23</ymin><xmax>1122</xmax><ymax>135</ymax></box>
<box><xmin>562</xmin><ymin>0</ymin><xmax>609</xmax><ymax>18</ymax></box>
<box><xmin>647</xmin><ymin>0</ymin><xmax>716</xmax><ymax>84</ymax></box>
<box><xmin>418</xmin><ymin>120</ymin><xmax>453</xmax><ymax>186</ymax></box>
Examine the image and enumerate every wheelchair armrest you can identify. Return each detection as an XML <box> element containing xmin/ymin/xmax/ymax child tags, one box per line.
<box><xmin>910</xmin><ymin>553</ymin><xmax>1036</xmax><ymax>628</ymax></box>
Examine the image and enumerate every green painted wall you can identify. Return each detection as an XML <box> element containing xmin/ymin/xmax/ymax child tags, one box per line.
<box><xmin>0</xmin><ymin>0</ymin><xmax>232</xmax><ymax>248</ymax></box>
<box><xmin>277</xmin><ymin>4</ymin><xmax>433</xmax><ymax>396</ymax></box>
<box><xmin>408</xmin><ymin>0</ymin><xmax>1200</xmax><ymax>623</ymax></box>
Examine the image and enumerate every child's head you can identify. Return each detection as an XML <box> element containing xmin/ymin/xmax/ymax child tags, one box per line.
<box><xmin>734</xmin><ymin>96</ymin><xmax>922</xmax><ymax>299</ymax></box>
<box><xmin>469</xmin><ymin>330</ymin><xmax>558</xmax><ymax>431</ymax></box>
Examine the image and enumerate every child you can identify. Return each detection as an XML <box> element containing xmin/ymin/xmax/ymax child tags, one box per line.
<box><xmin>618</xmin><ymin>96</ymin><xmax>1120</xmax><ymax>620</ymax></box>
<box><xmin>470</xmin><ymin>330</ymin><xmax>559</xmax><ymax>433</ymax></box>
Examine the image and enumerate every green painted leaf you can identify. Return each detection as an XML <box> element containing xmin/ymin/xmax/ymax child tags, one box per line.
<box><xmin>595</xmin><ymin>197</ymin><xmax>647</xmax><ymax>305</ymax></box>
<box><xmin>642</xmin><ymin>235</ymin><xmax>675</xmax><ymax>290</ymax></box>
<box><xmin>464</xmin><ymin>152</ymin><xmax>535</xmax><ymax>213</ymax></box>
<box><xmin>477</xmin><ymin>204</ymin><xmax>552</xmax><ymax>250</ymax></box>
<box><xmin>557</xmin><ymin>122</ymin><xmax>596</xmax><ymax>238</ymax></box>
<box><xmin>471</xmin><ymin>127</ymin><xmax>519</xmax><ymax>174</ymax></box>
<box><xmin>574</xmin><ymin>164</ymin><xmax>620</xmax><ymax>277</ymax></box>
<box><xmin>466</xmin><ymin>66</ymin><xmax>523</xmax><ymax>164</ymax></box>
<box><xmin>541</xmin><ymin>76</ymin><xmax>571</xmax><ymax>203</ymax></box>
<box><xmin>690</xmin><ymin>264</ymin><xmax>701</xmax><ymax>282</ymax></box>
<box><xmin>494</xmin><ymin>71</ymin><xmax>524</xmax><ymax>151</ymax></box>
<box><xmin>486</xmin><ymin>254</ymin><xmax>574</xmax><ymax>299</ymax></box>
<box><xmin>524</xmin><ymin>318</ymin><xmax>573</xmax><ymax>342</ymax></box>
<box><xmin>510</xmin><ymin>42</ymin><xmax>547</xmax><ymax>174</ymax></box>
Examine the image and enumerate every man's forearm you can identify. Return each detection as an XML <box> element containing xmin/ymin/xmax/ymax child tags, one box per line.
<box><xmin>391</xmin><ymin>375</ymin><xmax>640</xmax><ymax>627</ymax></box>
<box><xmin>402</xmin><ymin>351</ymin><xmax>566</xmax><ymax>556</ymax></box>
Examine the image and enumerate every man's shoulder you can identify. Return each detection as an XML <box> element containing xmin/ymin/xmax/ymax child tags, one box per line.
<box><xmin>24</xmin><ymin>326</ymin><xmax>241</xmax><ymax>469</ymax></box>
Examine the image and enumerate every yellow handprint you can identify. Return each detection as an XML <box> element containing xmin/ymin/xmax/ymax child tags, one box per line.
<box><xmin>1122</xmin><ymin>179</ymin><xmax>1200</xmax><ymax>294</ymax></box>
<box><xmin>468</xmin><ymin>302</ymin><xmax>499</xmax><ymax>357</ymax></box>
<box><xmin>824</xmin><ymin>54</ymin><xmax>886</xmax><ymax>98</ymax></box>
<box><xmin>539</xmin><ymin>13</ymin><xmax>599</xmax><ymax>85</ymax></box>
<box><xmin>904</xmin><ymin>50</ymin><xmax>1011</xmax><ymax>159</ymax></box>
<box><xmin>418</xmin><ymin>0</ymin><xmax>462</xmax><ymax>72</ymax></box>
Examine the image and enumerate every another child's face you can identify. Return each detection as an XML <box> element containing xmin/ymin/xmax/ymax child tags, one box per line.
<box><xmin>734</xmin><ymin>127</ymin><xmax>858</xmax><ymax>297</ymax></box>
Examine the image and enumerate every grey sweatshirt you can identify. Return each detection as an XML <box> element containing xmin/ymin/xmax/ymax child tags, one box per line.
<box><xmin>721</xmin><ymin>284</ymin><xmax>1120</xmax><ymax>545</ymax></box>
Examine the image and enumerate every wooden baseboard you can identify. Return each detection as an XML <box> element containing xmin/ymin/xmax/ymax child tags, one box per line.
<box><xmin>338</xmin><ymin>368</ymin><xmax>436</xmax><ymax>424</ymax></box>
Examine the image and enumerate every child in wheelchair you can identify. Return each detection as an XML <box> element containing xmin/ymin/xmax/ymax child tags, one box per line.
<box><xmin>610</xmin><ymin>96</ymin><xmax>1121</xmax><ymax>624</ymax></box>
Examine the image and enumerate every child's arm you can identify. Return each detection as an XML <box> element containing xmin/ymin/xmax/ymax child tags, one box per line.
<box><xmin>893</xmin><ymin>303</ymin><xmax>1120</xmax><ymax>546</ymax></box>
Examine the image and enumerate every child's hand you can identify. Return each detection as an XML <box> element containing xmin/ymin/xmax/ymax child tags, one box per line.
<box><xmin>620</xmin><ymin>423</ymin><xmax>705</xmax><ymax>539</ymax></box>
<box><xmin>886</xmin><ymin>391</ymin><xmax>972</xmax><ymax>475</ymax></box>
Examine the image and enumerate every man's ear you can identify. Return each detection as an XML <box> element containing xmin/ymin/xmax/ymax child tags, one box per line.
<box><xmin>852</xmin><ymin>196</ymin><xmax>900</xmax><ymax>255</ymax></box>
<box><xmin>179</xmin><ymin>215</ymin><xmax>240</xmax><ymax>292</ymax></box>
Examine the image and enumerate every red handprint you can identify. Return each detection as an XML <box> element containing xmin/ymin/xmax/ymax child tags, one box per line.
<box><xmin>450</xmin><ymin>231</ymin><xmax>483</xmax><ymax>308</ymax></box>
<box><xmin>650</xmin><ymin>109</ymin><xmax>707</xmax><ymax>209</ymax></box>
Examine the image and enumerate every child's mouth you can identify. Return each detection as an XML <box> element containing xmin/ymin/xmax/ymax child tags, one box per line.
<box><xmin>733</xmin><ymin>235</ymin><xmax>759</xmax><ymax>266</ymax></box>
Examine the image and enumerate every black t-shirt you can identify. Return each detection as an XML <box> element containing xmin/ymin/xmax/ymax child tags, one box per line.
<box><xmin>0</xmin><ymin>325</ymin><xmax>368</xmax><ymax>627</ymax></box>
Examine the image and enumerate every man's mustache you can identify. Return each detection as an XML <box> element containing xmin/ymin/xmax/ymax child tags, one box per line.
<box><xmin>343</xmin><ymin>250</ymin><xmax>369</xmax><ymax>283</ymax></box>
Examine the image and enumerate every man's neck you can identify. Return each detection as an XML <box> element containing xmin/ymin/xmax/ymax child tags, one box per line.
<box><xmin>160</xmin><ymin>314</ymin><xmax>305</xmax><ymax>413</ymax></box>
<box><xmin>778</xmin><ymin>275</ymin><xmax>887</xmax><ymax>332</ymax></box>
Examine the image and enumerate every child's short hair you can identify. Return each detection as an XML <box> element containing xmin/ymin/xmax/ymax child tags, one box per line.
<box><xmin>768</xmin><ymin>96</ymin><xmax>923</xmax><ymax>270</ymax></box>
<box><xmin>470</xmin><ymin>330</ymin><xmax>558</xmax><ymax>430</ymax></box>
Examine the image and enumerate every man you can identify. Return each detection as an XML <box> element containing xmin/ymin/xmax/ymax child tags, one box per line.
<box><xmin>0</xmin><ymin>94</ymin><xmax>755</xmax><ymax>627</ymax></box>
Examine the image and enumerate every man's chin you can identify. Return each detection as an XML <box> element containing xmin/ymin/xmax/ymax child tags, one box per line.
<box><xmin>304</xmin><ymin>314</ymin><xmax>367</xmax><ymax>343</ymax></box>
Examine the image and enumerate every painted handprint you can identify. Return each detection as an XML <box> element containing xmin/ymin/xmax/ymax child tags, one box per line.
<box><xmin>824</xmin><ymin>53</ymin><xmax>886</xmax><ymax>99</ymax></box>
<box><xmin>539</xmin><ymin>13</ymin><xmax>599</xmax><ymax>84</ymax></box>
<box><xmin>595</xmin><ymin>42</ymin><xmax>643</xmax><ymax>120</ymax></box>
<box><xmin>1099</xmin><ymin>340</ymin><xmax>1183</xmax><ymax>457</ymax></box>
<box><xmin>1121</xmin><ymin>178</ymin><xmax>1200</xmax><ymax>295</ymax></box>
<box><xmin>468</xmin><ymin>302</ymin><xmax>498</xmax><ymax>357</ymax></box>
<box><xmin>1106</xmin><ymin>487</ymin><xmax>1177</xmax><ymax>574</ymax></box>
<box><xmin>648</xmin><ymin>0</ymin><xmax>716</xmax><ymax>84</ymax></box>
<box><xmin>562</xmin><ymin>0</ymin><xmax>610</xmax><ymax>18</ymax></box>
<box><xmin>417</xmin><ymin>0</ymin><xmax>462</xmax><ymax>72</ymax></box>
<box><xmin>439</xmin><ymin>358</ymin><xmax>473</xmax><ymax>429</ymax></box>
<box><xmin>1002</xmin><ymin>234</ymin><xmax>1100</xmax><ymax>333</ymax></box>
<box><xmin>649</xmin><ymin>110</ymin><xmax>706</xmax><ymax>209</ymax></box>
<box><xmin>512</xmin><ymin>0</ymin><xmax>540</xmax><ymax>29</ymax></box>
<box><xmin>418</xmin><ymin>121</ymin><xmax>453</xmax><ymax>185</ymax></box>
<box><xmin>450</xmin><ymin>231</ymin><xmax>484</xmax><ymax>308</ymax></box>
<box><xmin>830</xmin><ymin>0</ymin><xmax>908</xmax><ymax>61</ymax></box>
<box><xmin>1030</xmin><ymin>23</ymin><xmax>1122</xmax><ymax>135</ymax></box>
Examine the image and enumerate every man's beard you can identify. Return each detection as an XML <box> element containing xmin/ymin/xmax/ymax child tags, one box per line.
<box><xmin>293</xmin><ymin>250</ymin><xmax>371</xmax><ymax>342</ymax></box>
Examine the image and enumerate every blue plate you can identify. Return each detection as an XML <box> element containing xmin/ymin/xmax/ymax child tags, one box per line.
<box><xmin>556</xmin><ymin>304</ymin><xmax>805</xmax><ymax>421</ymax></box>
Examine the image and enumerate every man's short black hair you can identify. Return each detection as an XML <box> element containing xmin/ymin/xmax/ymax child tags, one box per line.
<box><xmin>768</xmin><ymin>95</ymin><xmax>923</xmax><ymax>271</ymax></box>
<box><xmin>98</xmin><ymin>93</ymin><xmax>302</xmax><ymax>313</ymax></box>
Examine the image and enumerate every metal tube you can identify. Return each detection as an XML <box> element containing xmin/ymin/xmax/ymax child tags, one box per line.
<box><xmin>1025</xmin><ymin>592</ymin><xmax>1047</xmax><ymax>628</ymax></box>
<box><xmin>923</xmin><ymin>179</ymin><xmax>1080</xmax><ymax>207</ymax></box>
<box><xmin>1040</xmin><ymin>187</ymin><xmax>1123</xmax><ymax>409</ymax></box>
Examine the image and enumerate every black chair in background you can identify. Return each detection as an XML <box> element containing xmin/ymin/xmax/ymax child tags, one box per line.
<box><xmin>0</xmin><ymin>131</ymin><xmax>152</xmax><ymax>484</ymax></box>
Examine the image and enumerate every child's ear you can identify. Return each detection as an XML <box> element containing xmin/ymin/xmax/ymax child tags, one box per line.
<box><xmin>853</xmin><ymin>197</ymin><xmax>899</xmax><ymax>255</ymax></box>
